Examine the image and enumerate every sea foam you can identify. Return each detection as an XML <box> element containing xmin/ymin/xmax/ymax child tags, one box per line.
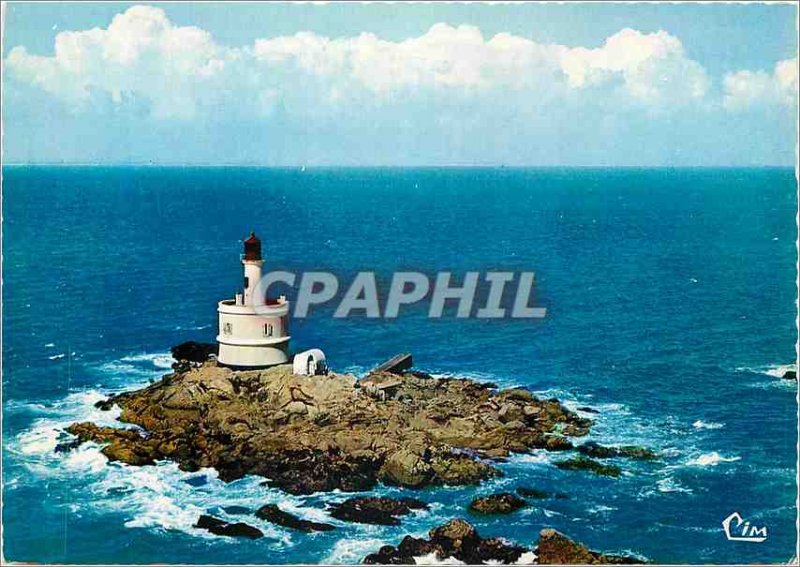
<box><xmin>325</xmin><ymin>538</ymin><xmax>389</xmax><ymax>565</ymax></box>
<box><xmin>685</xmin><ymin>452</ymin><xmax>740</xmax><ymax>467</ymax></box>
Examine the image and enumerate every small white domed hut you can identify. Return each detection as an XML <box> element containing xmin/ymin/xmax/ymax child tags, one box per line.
<box><xmin>293</xmin><ymin>349</ymin><xmax>328</xmax><ymax>376</ymax></box>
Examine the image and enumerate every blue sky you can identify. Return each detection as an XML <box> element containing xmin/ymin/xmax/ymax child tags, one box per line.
<box><xmin>2</xmin><ymin>2</ymin><xmax>797</xmax><ymax>165</ymax></box>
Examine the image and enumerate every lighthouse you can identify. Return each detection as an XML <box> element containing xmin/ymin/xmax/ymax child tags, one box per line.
<box><xmin>216</xmin><ymin>232</ymin><xmax>291</xmax><ymax>368</ymax></box>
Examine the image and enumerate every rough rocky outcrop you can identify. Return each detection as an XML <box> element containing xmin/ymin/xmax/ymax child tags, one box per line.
<box><xmin>255</xmin><ymin>504</ymin><xmax>335</xmax><ymax>532</ymax></box>
<box><xmin>363</xmin><ymin>519</ymin><xmax>529</xmax><ymax>565</ymax></box>
<box><xmin>65</xmin><ymin>423</ymin><xmax>159</xmax><ymax>466</ymax></box>
<box><xmin>469</xmin><ymin>492</ymin><xmax>527</xmax><ymax>514</ymax></box>
<box><xmin>65</xmin><ymin>360</ymin><xmax>594</xmax><ymax>494</ymax></box>
<box><xmin>536</xmin><ymin>529</ymin><xmax>642</xmax><ymax>564</ymax></box>
<box><xmin>194</xmin><ymin>515</ymin><xmax>262</xmax><ymax>539</ymax></box>
<box><xmin>328</xmin><ymin>497</ymin><xmax>428</xmax><ymax>526</ymax></box>
<box><xmin>555</xmin><ymin>456</ymin><xmax>622</xmax><ymax>478</ymax></box>
<box><xmin>362</xmin><ymin>520</ymin><xmax>643</xmax><ymax>565</ymax></box>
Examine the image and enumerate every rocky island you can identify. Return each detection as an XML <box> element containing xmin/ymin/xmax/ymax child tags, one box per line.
<box><xmin>59</xmin><ymin>344</ymin><xmax>652</xmax><ymax>563</ymax></box>
<box><xmin>67</xmin><ymin>346</ymin><xmax>596</xmax><ymax>494</ymax></box>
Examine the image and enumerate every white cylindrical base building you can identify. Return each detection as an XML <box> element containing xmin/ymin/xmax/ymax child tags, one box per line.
<box><xmin>217</xmin><ymin>299</ymin><xmax>290</xmax><ymax>367</ymax></box>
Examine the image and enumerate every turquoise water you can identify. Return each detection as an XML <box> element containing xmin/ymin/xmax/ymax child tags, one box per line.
<box><xmin>2</xmin><ymin>166</ymin><xmax>797</xmax><ymax>564</ymax></box>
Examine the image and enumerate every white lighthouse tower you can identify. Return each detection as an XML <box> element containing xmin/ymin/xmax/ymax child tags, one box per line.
<box><xmin>216</xmin><ymin>232</ymin><xmax>291</xmax><ymax>368</ymax></box>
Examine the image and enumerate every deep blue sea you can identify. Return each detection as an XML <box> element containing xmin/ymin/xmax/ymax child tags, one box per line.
<box><xmin>2</xmin><ymin>166</ymin><xmax>797</xmax><ymax>564</ymax></box>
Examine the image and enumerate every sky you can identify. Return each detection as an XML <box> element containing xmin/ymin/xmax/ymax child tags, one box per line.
<box><xmin>1</xmin><ymin>2</ymin><xmax>798</xmax><ymax>166</ymax></box>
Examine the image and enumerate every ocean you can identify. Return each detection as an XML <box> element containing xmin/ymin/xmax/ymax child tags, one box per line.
<box><xmin>2</xmin><ymin>166</ymin><xmax>797</xmax><ymax>564</ymax></box>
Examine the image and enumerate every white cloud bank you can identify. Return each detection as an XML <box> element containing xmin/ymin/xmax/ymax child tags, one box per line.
<box><xmin>723</xmin><ymin>58</ymin><xmax>798</xmax><ymax>111</ymax></box>
<box><xmin>5</xmin><ymin>5</ymin><xmax>797</xmax><ymax>120</ymax></box>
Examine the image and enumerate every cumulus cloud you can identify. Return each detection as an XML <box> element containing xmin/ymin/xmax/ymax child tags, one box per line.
<box><xmin>6</xmin><ymin>6</ymin><xmax>235</xmax><ymax>119</ymax></box>
<box><xmin>4</xmin><ymin>4</ymin><xmax>794</xmax><ymax>123</ymax></box>
<box><xmin>5</xmin><ymin>5</ymin><xmax>724</xmax><ymax>121</ymax></box>
<box><xmin>561</xmin><ymin>28</ymin><xmax>710</xmax><ymax>103</ymax></box>
<box><xmin>722</xmin><ymin>58</ymin><xmax>798</xmax><ymax>111</ymax></box>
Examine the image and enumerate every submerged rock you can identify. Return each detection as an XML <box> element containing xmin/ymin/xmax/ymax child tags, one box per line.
<box><xmin>469</xmin><ymin>492</ymin><xmax>527</xmax><ymax>514</ymax></box>
<box><xmin>577</xmin><ymin>441</ymin><xmax>657</xmax><ymax>461</ymax></box>
<box><xmin>536</xmin><ymin>528</ymin><xmax>642</xmax><ymax>564</ymax></box>
<box><xmin>67</xmin><ymin>359</ymin><xmax>594</xmax><ymax>494</ymax></box>
<box><xmin>255</xmin><ymin>504</ymin><xmax>335</xmax><ymax>532</ymax></box>
<box><xmin>555</xmin><ymin>456</ymin><xmax>622</xmax><ymax>478</ymax></box>
<box><xmin>194</xmin><ymin>515</ymin><xmax>262</xmax><ymax>539</ymax></box>
<box><xmin>328</xmin><ymin>497</ymin><xmax>428</xmax><ymax>526</ymax></box>
<box><xmin>516</xmin><ymin>486</ymin><xmax>549</xmax><ymax>499</ymax></box>
<box><xmin>54</xmin><ymin>438</ymin><xmax>82</xmax><ymax>453</ymax></box>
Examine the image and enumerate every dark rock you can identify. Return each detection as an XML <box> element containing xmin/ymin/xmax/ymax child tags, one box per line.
<box><xmin>194</xmin><ymin>515</ymin><xmax>262</xmax><ymax>539</ymax></box>
<box><xmin>364</xmin><ymin>544</ymin><xmax>415</xmax><ymax>565</ymax></box>
<box><xmin>577</xmin><ymin>406</ymin><xmax>600</xmax><ymax>414</ymax></box>
<box><xmin>536</xmin><ymin>528</ymin><xmax>643</xmax><ymax>564</ymax></box>
<box><xmin>782</xmin><ymin>369</ymin><xmax>797</xmax><ymax>380</ymax></box>
<box><xmin>329</xmin><ymin>497</ymin><xmax>428</xmax><ymax>526</ymax></box>
<box><xmin>555</xmin><ymin>456</ymin><xmax>621</xmax><ymax>478</ymax></box>
<box><xmin>544</xmin><ymin>435</ymin><xmax>574</xmax><ymax>451</ymax></box>
<box><xmin>469</xmin><ymin>493</ymin><xmax>526</xmax><ymax>514</ymax></box>
<box><xmin>477</xmin><ymin>537</ymin><xmax>529</xmax><ymax>564</ymax></box>
<box><xmin>577</xmin><ymin>441</ymin><xmax>657</xmax><ymax>461</ymax></box>
<box><xmin>429</xmin><ymin>518</ymin><xmax>479</xmax><ymax>547</ymax></box>
<box><xmin>255</xmin><ymin>504</ymin><xmax>335</xmax><ymax>532</ymax></box>
<box><xmin>93</xmin><ymin>399</ymin><xmax>115</xmax><ymax>411</ymax></box>
<box><xmin>171</xmin><ymin>341</ymin><xmax>217</xmax><ymax>364</ymax></box>
<box><xmin>54</xmin><ymin>439</ymin><xmax>82</xmax><ymax>453</ymax></box>
<box><xmin>255</xmin><ymin>450</ymin><xmax>379</xmax><ymax>495</ymax></box>
<box><xmin>409</xmin><ymin>370</ymin><xmax>435</xmax><ymax>380</ymax></box>
<box><xmin>364</xmin><ymin>535</ymin><xmax>443</xmax><ymax>564</ymax></box>
<box><xmin>516</xmin><ymin>486</ymin><xmax>549</xmax><ymax>499</ymax></box>
<box><xmin>363</xmin><ymin>519</ymin><xmax>529</xmax><ymax>565</ymax></box>
<box><xmin>397</xmin><ymin>535</ymin><xmax>441</xmax><ymax>559</ymax></box>
<box><xmin>429</xmin><ymin>519</ymin><xmax>483</xmax><ymax>562</ymax></box>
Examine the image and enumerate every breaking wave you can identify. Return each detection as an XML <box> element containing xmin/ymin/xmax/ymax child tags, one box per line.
<box><xmin>685</xmin><ymin>452</ymin><xmax>740</xmax><ymax>467</ymax></box>
<box><xmin>735</xmin><ymin>363</ymin><xmax>796</xmax><ymax>378</ymax></box>
<box><xmin>325</xmin><ymin>538</ymin><xmax>390</xmax><ymax>564</ymax></box>
<box><xmin>119</xmin><ymin>352</ymin><xmax>175</xmax><ymax>370</ymax></box>
<box><xmin>655</xmin><ymin>477</ymin><xmax>693</xmax><ymax>494</ymax></box>
<box><xmin>413</xmin><ymin>552</ymin><xmax>465</xmax><ymax>565</ymax></box>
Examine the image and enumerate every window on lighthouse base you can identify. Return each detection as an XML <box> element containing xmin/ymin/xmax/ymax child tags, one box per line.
<box><xmin>264</xmin><ymin>323</ymin><xmax>273</xmax><ymax>337</ymax></box>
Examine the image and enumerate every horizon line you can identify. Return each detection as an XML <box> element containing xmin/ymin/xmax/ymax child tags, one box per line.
<box><xmin>1</xmin><ymin>163</ymin><xmax>796</xmax><ymax>169</ymax></box>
